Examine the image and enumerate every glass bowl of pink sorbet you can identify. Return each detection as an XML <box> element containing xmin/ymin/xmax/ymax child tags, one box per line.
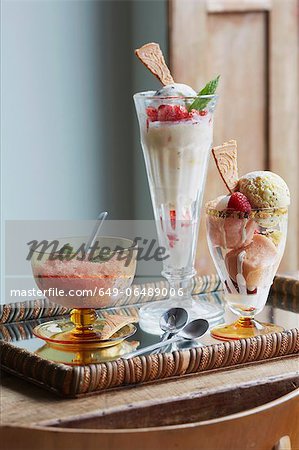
<box><xmin>31</xmin><ymin>236</ymin><xmax>138</xmax><ymax>348</ymax></box>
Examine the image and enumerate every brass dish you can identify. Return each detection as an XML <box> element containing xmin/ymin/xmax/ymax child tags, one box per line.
<box><xmin>33</xmin><ymin>319</ymin><xmax>137</xmax><ymax>349</ymax></box>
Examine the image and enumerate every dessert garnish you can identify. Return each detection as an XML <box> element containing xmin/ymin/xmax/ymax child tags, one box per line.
<box><xmin>135</xmin><ymin>42</ymin><xmax>219</xmax><ymax>113</ymax></box>
<box><xmin>227</xmin><ymin>192</ymin><xmax>252</xmax><ymax>214</ymax></box>
<box><xmin>211</xmin><ymin>140</ymin><xmax>290</xmax><ymax>212</ymax></box>
<box><xmin>188</xmin><ymin>75</ymin><xmax>220</xmax><ymax>111</ymax></box>
<box><xmin>212</xmin><ymin>139</ymin><xmax>239</xmax><ymax>193</ymax></box>
<box><xmin>135</xmin><ymin>42</ymin><xmax>174</xmax><ymax>86</ymax></box>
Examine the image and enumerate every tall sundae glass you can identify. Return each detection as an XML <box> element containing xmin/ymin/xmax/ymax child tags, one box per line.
<box><xmin>134</xmin><ymin>89</ymin><xmax>224</xmax><ymax>333</ymax></box>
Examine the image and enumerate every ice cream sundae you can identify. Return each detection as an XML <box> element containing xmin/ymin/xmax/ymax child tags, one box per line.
<box><xmin>206</xmin><ymin>140</ymin><xmax>289</xmax><ymax>339</ymax></box>
<box><xmin>138</xmin><ymin>82</ymin><xmax>216</xmax><ymax>270</ymax></box>
<box><xmin>134</xmin><ymin>42</ymin><xmax>224</xmax><ymax>333</ymax></box>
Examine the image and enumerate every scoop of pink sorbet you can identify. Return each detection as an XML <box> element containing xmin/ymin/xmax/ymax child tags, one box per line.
<box><xmin>206</xmin><ymin>195</ymin><xmax>257</xmax><ymax>250</ymax></box>
<box><xmin>225</xmin><ymin>234</ymin><xmax>278</xmax><ymax>290</ymax></box>
<box><xmin>207</xmin><ymin>215</ymin><xmax>257</xmax><ymax>250</ymax></box>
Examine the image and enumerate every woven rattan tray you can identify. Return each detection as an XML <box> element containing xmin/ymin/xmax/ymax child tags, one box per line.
<box><xmin>1</xmin><ymin>275</ymin><xmax>298</xmax><ymax>397</ymax></box>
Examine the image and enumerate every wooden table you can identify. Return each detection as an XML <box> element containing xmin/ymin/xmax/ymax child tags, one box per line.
<box><xmin>2</xmin><ymin>356</ymin><xmax>298</xmax><ymax>429</ymax></box>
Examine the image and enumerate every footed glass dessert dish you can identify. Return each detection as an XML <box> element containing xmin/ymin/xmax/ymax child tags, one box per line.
<box><xmin>134</xmin><ymin>92</ymin><xmax>224</xmax><ymax>334</ymax></box>
<box><xmin>31</xmin><ymin>236</ymin><xmax>137</xmax><ymax>349</ymax></box>
<box><xmin>206</xmin><ymin>206</ymin><xmax>288</xmax><ymax>339</ymax></box>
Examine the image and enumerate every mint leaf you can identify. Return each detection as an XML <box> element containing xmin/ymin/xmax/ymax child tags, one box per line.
<box><xmin>188</xmin><ymin>75</ymin><xmax>220</xmax><ymax>111</ymax></box>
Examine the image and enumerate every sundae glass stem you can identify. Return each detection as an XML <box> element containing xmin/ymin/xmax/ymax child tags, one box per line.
<box><xmin>236</xmin><ymin>317</ymin><xmax>255</xmax><ymax>328</ymax></box>
<box><xmin>166</xmin><ymin>276</ymin><xmax>194</xmax><ymax>300</ymax></box>
<box><xmin>70</xmin><ymin>308</ymin><xmax>98</xmax><ymax>338</ymax></box>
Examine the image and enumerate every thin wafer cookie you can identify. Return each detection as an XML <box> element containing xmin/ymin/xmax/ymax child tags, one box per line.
<box><xmin>212</xmin><ymin>140</ymin><xmax>239</xmax><ymax>192</ymax></box>
<box><xmin>135</xmin><ymin>42</ymin><xmax>174</xmax><ymax>85</ymax></box>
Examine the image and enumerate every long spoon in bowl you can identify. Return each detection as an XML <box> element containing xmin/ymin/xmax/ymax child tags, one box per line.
<box><xmin>85</xmin><ymin>211</ymin><xmax>108</xmax><ymax>254</ymax></box>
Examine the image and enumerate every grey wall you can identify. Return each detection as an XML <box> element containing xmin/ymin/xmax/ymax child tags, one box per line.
<box><xmin>131</xmin><ymin>0</ymin><xmax>168</xmax><ymax>219</ymax></box>
<box><xmin>1</xmin><ymin>0</ymin><xmax>167</xmax><ymax>221</ymax></box>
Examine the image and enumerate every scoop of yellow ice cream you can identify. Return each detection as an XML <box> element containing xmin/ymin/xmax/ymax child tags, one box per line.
<box><xmin>238</xmin><ymin>171</ymin><xmax>290</xmax><ymax>209</ymax></box>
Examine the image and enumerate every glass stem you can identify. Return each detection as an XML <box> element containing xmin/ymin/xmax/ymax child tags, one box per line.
<box><xmin>237</xmin><ymin>317</ymin><xmax>255</xmax><ymax>328</ymax></box>
<box><xmin>167</xmin><ymin>277</ymin><xmax>194</xmax><ymax>300</ymax></box>
<box><xmin>70</xmin><ymin>308</ymin><xmax>98</xmax><ymax>337</ymax></box>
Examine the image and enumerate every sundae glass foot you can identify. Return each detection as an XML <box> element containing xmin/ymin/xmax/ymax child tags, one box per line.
<box><xmin>139</xmin><ymin>296</ymin><xmax>224</xmax><ymax>335</ymax></box>
<box><xmin>211</xmin><ymin>317</ymin><xmax>284</xmax><ymax>341</ymax></box>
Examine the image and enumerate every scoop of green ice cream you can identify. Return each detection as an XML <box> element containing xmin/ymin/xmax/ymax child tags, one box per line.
<box><xmin>238</xmin><ymin>171</ymin><xmax>290</xmax><ymax>209</ymax></box>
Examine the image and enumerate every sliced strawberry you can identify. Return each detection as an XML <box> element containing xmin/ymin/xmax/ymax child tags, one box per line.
<box><xmin>157</xmin><ymin>105</ymin><xmax>174</xmax><ymax>121</ymax></box>
<box><xmin>146</xmin><ymin>107</ymin><xmax>158</xmax><ymax>122</ymax></box>
<box><xmin>158</xmin><ymin>104</ymin><xmax>188</xmax><ymax>122</ymax></box>
<box><xmin>173</xmin><ymin>105</ymin><xmax>189</xmax><ymax>120</ymax></box>
<box><xmin>199</xmin><ymin>110</ymin><xmax>208</xmax><ymax>116</ymax></box>
<box><xmin>170</xmin><ymin>209</ymin><xmax>176</xmax><ymax>230</ymax></box>
<box><xmin>227</xmin><ymin>192</ymin><xmax>252</xmax><ymax>213</ymax></box>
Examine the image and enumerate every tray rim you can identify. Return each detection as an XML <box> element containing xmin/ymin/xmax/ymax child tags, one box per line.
<box><xmin>1</xmin><ymin>329</ymin><xmax>299</xmax><ymax>398</ymax></box>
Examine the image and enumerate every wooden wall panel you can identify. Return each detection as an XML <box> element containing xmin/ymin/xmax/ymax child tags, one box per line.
<box><xmin>269</xmin><ymin>0</ymin><xmax>299</xmax><ymax>274</ymax></box>
<box><xmin>199</xmin><ymin>12</ymin><xmax>267</xmax><ymax>273</ymax></box>
<box><xmin>169</xmin><ymin>0</ymin><xmax>299</xmax><ymax>274</ymax></box>
<box><xmin>169</xmin><ymin>0</ymin><xmax>207</xmax><ymax>87</ymax></box>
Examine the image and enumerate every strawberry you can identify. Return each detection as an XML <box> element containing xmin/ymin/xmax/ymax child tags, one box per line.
<box><xmin>170</xmin><ymin>209</ymin><xmax>176</xmax><ymax>229</ymax></box>
<box><xmin>176</xmin><ymin>105</ymin><xmax>189</xmax><ymax>120</ymax></box>
<box><xmin>158</xmin><ymin>105</ymin><xmax>175</xmax><ymax>121</ymax></box>
<box><xmin>158</xmin><ymin>105</ymin><xmax>189</xmax><ymax>122</ymax></box>
<box><xmin>146</xmin><ymin>107</ymin><xmax>158</xmax><ymax>122</ymax></box>
<box><xmin>227</xmin><ymin>192</ymin><xmax>252</xmax><ymax>213</ymax></box>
